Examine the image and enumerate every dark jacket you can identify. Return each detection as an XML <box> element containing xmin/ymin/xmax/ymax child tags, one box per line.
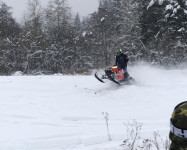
<box><xmin>115</xmin><ymin>53</ymin><xmax>129</xmax><ymax>68</ymax></box>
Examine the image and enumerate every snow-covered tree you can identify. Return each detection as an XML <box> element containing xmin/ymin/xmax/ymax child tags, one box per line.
<box><xmin>114</xmin><ymin>0</ymin><xmax>144</xmax><ymax>62</ymax></box>
<box><xmin>165</xmin><ymin>0</ymin><xmax>187</xmax><ymax>37</ymax></box>
<box><xmin>44</xmin><ymin>0</ymin><xmax>71</xmax><ymax>44</ymax></box>
<box><xmin>0</xmin><ymin>2</ymin><xmax>20</xmax><ymax>40</ymax></box>
<box><xmin>0</xmin><ymin>2</ymin><xmax>21</xmax><ymax>74</ymax></box>
<box><xmin>19</xmin><ymin>0</ymin><xmax>46</xmax><ymax>73</ymax></box>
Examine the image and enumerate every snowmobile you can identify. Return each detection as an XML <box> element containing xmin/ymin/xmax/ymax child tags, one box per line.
<box><xmin>95</xmin><ymin>66</ymin><xmax>135</xmax><ymax>85</ymax></box>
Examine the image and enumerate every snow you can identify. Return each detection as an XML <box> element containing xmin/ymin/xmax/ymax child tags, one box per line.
<box><xmin>147</xmin><ymin>0</ymin><xmax>164</xmax><ymax>9</ymax></box>
<box><xmin>82</xmin><ymin>31</ymin><xmax>86</xmax><ymax>37</ymax></box>
<box><xmin>147</xmin><ymin>0</ymin><xmax>155</xmax><ymax>9</ymax></box>
<box><xmin>177</xmin><ymin>27</ymin><xmax>185</xmax><ymax>32</ymax></box>
<box><xmin>165</xmin><ymin>4</ymin><xmax>173</xmax><ymax>11</ymax></box>
<box><xmin>173</xmin><ymin>8</ymin><xmax>177</xmax><ymax>14</ymax></box>
<box><xmin>12</xmin><ymin>71</ymin><xmax>23</xmax><ymax>76</ymax></box>
<box><xmin>1</xmin><ymin>64</ymin><xmax>187</xmax><ymax>149</ymax></box>
<box><xmin>184</xmin><ymin>9</ymin><xmax>187</xmax><ymax>14</ymax></box>
<box><xmin>158</xmin><ymin>0</ymin><xmax>164</xmax><ymax>5</ymax></box>
<box><xmin>101</xmin><ymin>17</ymin><xmax>105</xmax><ymax>22</ymax></box>
<box><xmin>177</xmin><ymin>5</ymin><xmax>181</xmax><ymax>9</ymax></box>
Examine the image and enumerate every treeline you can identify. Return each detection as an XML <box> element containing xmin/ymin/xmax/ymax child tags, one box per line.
<box><xmin>0</xmin><ymin>0</ymin><xmax>186</xmax><ymax>75</ymax></box>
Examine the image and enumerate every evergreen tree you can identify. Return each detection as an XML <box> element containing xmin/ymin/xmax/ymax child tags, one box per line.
<box><xmin>73</xmin><ymin>13</ymin><xmax>81</xmax><ymax>34</ymax></box>
<box><xmin>138</xmin><ymin>0</ymin><xmax>187</xmax><ymax>65</ymax></box>
<box><xmin>0</xmin><ymin>2</ymin><xmax>20</xmax><ymax>40</ymax></box>
<box><xmin>44</xmin><ymin>0</ymin><xmax>77</xmax><ymax>73</ymax></box>
<box><xmin>0</xmin><ymin>2</ymin><xmax>21</xmax><ymax>74</ymax></box>
<box><xmin>70</xmin><ymin>14</ymin><xmax>92</xmax><ymax>73</ymax></box>
<box><xmin>44</xmin><ymin>0</ymin><xmax>71</xmax><ymax>44</ymax></box>
<box><xmin>140</xmin><ymin>0</ymin><xmax>166</xmax><ymax>44</ymax></box>
<box><xmin>165</xmin><ymin>0</ymin><xmax>187</xmax><ymax>37</ymax></box>
<box><xmin>114</xmin><ymin>0</ymin><xmax>144</xmax><ymax>62</ymax></box>
<box><xmin>20</xmin><ymin>0</ymin><xmax>46</xmax><ymax>73</ymax></box>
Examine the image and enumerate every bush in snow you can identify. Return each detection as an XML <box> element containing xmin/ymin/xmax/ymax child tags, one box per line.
<box><xmin>121</xmin><ymin>120</ymin><xmax>170</xmax><ymax>150</ymax></box>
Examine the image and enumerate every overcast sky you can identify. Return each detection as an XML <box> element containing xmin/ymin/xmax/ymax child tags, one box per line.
<box><xmin>2</xmin><ymin>0</ymin><xmax>99</xmax><ymax>22</ymax></box>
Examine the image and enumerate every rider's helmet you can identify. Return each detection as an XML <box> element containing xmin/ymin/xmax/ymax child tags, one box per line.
<box><xmin>117</xmin><ymin>49</ymin><xmax>123</xmax><ymax>55</ymax></box>
<box><xmin>169</xmin><ymin>101</ymin><xmax>187</xmax><ymax>150</ymax></box>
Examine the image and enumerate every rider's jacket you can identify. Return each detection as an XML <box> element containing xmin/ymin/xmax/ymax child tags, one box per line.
<box><xmin>115</xmin><ymin>53</ymin><xmax>129</xmax><ymax>69</ymax></box>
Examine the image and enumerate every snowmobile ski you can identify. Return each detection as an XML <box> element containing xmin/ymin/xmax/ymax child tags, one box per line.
<box><xmin>95</xmin><ymin>73</ymin><xmax>105</xmax><ymax>83</ymax></box>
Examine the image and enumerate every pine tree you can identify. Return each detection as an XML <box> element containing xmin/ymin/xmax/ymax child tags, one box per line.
<box><xmin>44</xmin><ymin>0</ymin><xmax>71</xmax><ymax>44</ymax></box>
<box><xmin>114</xmin><ymin>0</ymin><xmax>144</xmax><ymax>62</ymax></box>
<box><xmin>0</xmin><ymin>2</ymin><xmax>20</xmax><ymax>40</ymax></box>
<box><xmin>0</xmin><ymin>2</ymin><xmax>21</xmax><ymax>74</ymax></box>
<box><xmin>44</xmin><ymin>0</ymin><xmax>76</xmax><ymax>73</ymax></box>
<box><xmin>165</xmin><ymin>0</ymin><xmax>187</xmax><ymax>37</ymax></box>
<box><xmin>20</xmin><ymin>0</ymin><xmax>46</xmax><ymax>74</ymax></box>
<box><xmin>139</xmin><ymin>0</ymin><xmax>187</xmax><ymax>65</ymax></box>
<box><xmin>140</xmin><ymin>0</ymin><xmax>166</xmax><ymax>44</ymax></box>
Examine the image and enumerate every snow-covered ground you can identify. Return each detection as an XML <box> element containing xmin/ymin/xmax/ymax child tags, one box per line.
<box><xmin>0</xmin><ymin>64</ymin><xmax>187</xmax><ymax>149</ymax></box>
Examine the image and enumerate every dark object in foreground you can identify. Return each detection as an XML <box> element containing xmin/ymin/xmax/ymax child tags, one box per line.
<box><xmin>169</xmin><ymin>101</ymin><xmax>187</xmax><ymax>150</ymax></box>
<box><xmin>95</xmin><ymin>66</ymin><xmax>135</xmax><ymax>85</ymax></box>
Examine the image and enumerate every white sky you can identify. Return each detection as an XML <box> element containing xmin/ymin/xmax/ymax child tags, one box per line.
<box><xmin>2</xmin><ymin>0</ymin><xmax>99</xmax><ymax>22</ymax></box>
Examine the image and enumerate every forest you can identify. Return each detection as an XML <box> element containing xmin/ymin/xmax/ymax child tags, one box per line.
<box><xmin>0</xmin><ymin>0</ymin><xmax>186</xmax><ymax>74</ymax></box>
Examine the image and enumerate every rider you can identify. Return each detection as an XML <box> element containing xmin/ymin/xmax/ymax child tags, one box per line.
<box><xmin>115</xmin><ymin>49</ymin><xmax>129</xmax><ymax>78</ymax></box>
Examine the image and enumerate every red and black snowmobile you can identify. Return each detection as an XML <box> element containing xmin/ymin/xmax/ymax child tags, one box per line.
<box><xmin>95</xmin><ymin>66</ymin><xmax>135</xmax><ymax>85</ymax></box>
